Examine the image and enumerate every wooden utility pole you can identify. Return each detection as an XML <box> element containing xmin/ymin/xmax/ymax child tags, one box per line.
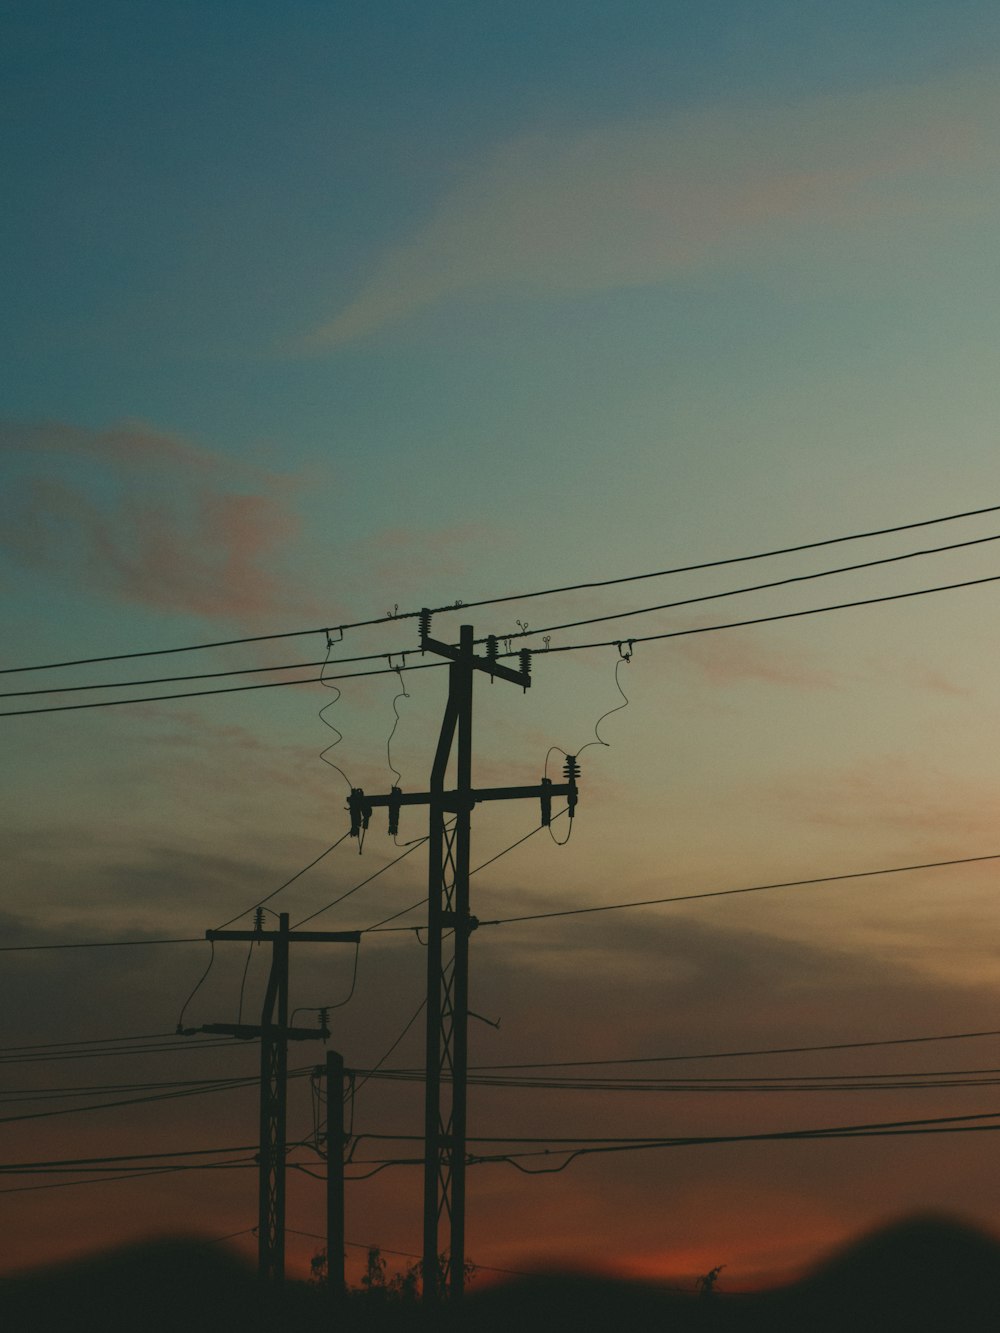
<box><xmin>200</xmin><ymin>913</ymin><xmax>359</xmax><ymax>1283</ymax></box>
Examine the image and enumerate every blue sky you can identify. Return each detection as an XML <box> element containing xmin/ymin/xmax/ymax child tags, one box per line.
<box><xmin>5</xmin><ymin>0</ymin><xmax>1000</xmax><ymax>1289</ymax></box>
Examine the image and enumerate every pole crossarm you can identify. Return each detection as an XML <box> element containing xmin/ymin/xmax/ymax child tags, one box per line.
<box><xmin>362</xmin><ymin>783</ymin><xmax>574</xmax><ymax>808</ymax></box>
<box><xmin>198</xmin><ymin>1022</ymin><xmax>330</xmax><ymax>1042</ymax></box>
<box><xmin>421</xmin><ymin>635</ymin><xmax>530</xmax><ymax>688</ymax></box>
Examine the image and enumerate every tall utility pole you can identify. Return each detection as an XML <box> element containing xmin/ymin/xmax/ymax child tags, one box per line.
<box><xmin>199</xmin><ymin>913</ymin><xmax>360</xmax><ymax>1283</ymax></box>
<box><xmin>357</xmin><ymin>620</ymin><xmax>579</xmax><ymax>1301</ymax></box>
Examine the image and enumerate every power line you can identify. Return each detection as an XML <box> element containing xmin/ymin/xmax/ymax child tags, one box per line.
<box><xmin>0</xmin><ymin>1031</ymin><xmax>185</xmax><ymax>1053</ymax></box>
<box><xmin>476</xmin><ymin>531</ymin><xmax>1000</xmax><ymax>648</ymax></box>
<box><xmin>5</xmin><ymin>499</ymin><xmax>998</xmax><ymax>677</ymax></box>
<box><xmin>0</xmin><ymin>1068</ymin><xmax>300</xmax><ymax>1125</ymax></box>
<box><xmin>0</xmin><ymin>936</ymin><xmax>202</xmax><ymax>954</ymax></box>
<box><xmin>374</xmin><ymin>1027</ymin><xmax>1000</xmax><ymax>1076</ymax></box>
<box><xmin>214</xmin><ymin>830</ymin><xmax>354</xmax><ymax>931</ymax></box>
<box><xmin>6</xmin><ymin>568</ymin><xmax>1000</xmax><ymax>719</ymax></box>
<box><xmin>293</xmin><ymin>834</ymin><xmax>430</xmax><ymax>929</ymax></box>
<box><xmin>476</xmin><ymin>850</ymin><xmax>1000</xmax><ymax>928</ymax></box>
<box><xmin>7</xmin><ymin>847</ymin><xmax>1000</xmax><ymax>955</ymax></box>
<box><xmin>471</xmin><ymin>1106</ymin><xmax>1000</xmax><ymax>1173</ymax></box>
<box><xmin>437</xmin><ymin>502</ymin><xmax>1000</xmax><ymax>617</ymax></box>
<box><xmin>532</xmin><ymin>571</ymin><xmax>1000</xmax><ymax>660</ymax></box>
<box><xmin>0</xmin><ymin>1074</ymin><xmax>267</xmax><ymax>1103</ymax></box>
<box><xmin>7</xmin><ymin>529</ymin><xmax>998</xmax><ymax>703</ymax></box>
<box><xmin>350</xmin><ymin>1069</ymin><xmax>1000</xmax><ymax>1094</ymax></box>
<box><xmin>0</xmin><ymin>660</ymin><xmax>442</xmax><ymax>718</ymax></box>
<box><xmin>0</xmin><ymin>1144</ymin><xmax>261</xmax><ymax>1173</ymax></box>
<box><xmin>0</xmin><ymin>1038</ymin><xmax>243</xmax><ymax>1066</ymax></box>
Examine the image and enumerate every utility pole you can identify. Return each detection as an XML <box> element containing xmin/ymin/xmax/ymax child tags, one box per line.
<box><xmin>197</xmin><ymin>913</ymin><xmax>360</xmax><ymax>1283</ymax></box>
<box><xmin>355</xmin><ymin>619</ymin><xmax>579</xmax><ymax>1301</ymax></box>
<box><xmin>323</xmin><ymin>1049</ymin><xmax>346</xmax><ymax>1299</ymax></box>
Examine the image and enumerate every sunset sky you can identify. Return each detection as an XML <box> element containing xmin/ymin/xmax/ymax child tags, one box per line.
<box><xmin>6</xmin><ymin>0</ymin><xmax>1000</xmax><ymax>1291</ymax></box>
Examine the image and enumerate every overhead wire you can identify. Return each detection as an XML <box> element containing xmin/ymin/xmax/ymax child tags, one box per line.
<box><xmin>213</xmin><ymin>830</ymin><xmax>353</xmax><ymax>931</ymax></box>
<box><xmin>0</xmin><ymin>1038</ymin><xmax>244</xmax><ymax>1067</ymax></box>
<box><xmin>293</xmin><ymin>833</ymin><xmax>431</xmax><ymax>929</ymax></box>
<box><xmin>476</xmin><ymin>849</ymin><xmax>1000</xmax><ymax>929</ymax></box>
<box><xmin>6</xmin><ymin>846</ymin><xmax>1000</xmax><ymax>953</ymax></box>
<box><xmin>4</xmin><ymin>529</ymin><xmax>998</xmax><ymax>708</ymax></box>
<box><xmin>5</xmin><ymin>498</ymin><xmax>1000</xmax><ymax>678</ymax></box>
<box><xmin>318</xmin><ymin>630</ymin><xmax>353</xmax><ymax>794</ymax></box>
<box><xmin>457</xmin><ymin>1027</ymin><xmax>1000</xmax><ymax>1072</ymax></box>
<box><xmin>475</xmin><ymin>530</ymin><xmax>1000</xmax><ymax>648</ymax></box>
<box><xmin>350</xmin><ymin>997</ymin><xmax>428</xmax><ymax>1101</ymax></box>
<box><xmin>528</xmin><ymin>571</ymin><xmax>1000</xmax><ymax>661</ymax></box>
<box><xmin>7</xmin><ymin>567</ymin><xmax>1000</xmax><ymax>719</ymax></box>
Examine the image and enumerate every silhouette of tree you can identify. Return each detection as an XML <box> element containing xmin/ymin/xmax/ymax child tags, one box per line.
<box><xmin>696</xmin><ymin>1264</ymin><xmax>725</xmax><ymax>1300</ymax></box>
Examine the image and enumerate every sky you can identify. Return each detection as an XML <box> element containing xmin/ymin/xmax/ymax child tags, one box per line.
<box><xmin>4</xmin><ymin>0</ymin><xmax>1000</xmax><ymax>1292</ymax></box>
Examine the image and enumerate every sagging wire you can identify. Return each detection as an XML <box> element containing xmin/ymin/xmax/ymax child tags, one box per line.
<box><xmin>386</xmin><ymin>665</ymin><xmax>408</xmax><ymax>788</ymax></box>
<box><xmin>541</xmin><ymin>747</ymin><xmax>576</xmax><ymax>847</ymax></box>
<box><xmin>213</xmin><ymin>830</ymin><xmax>353</xmax><ymax>932</ymax></box>
<box><xmin>292</xmin><ymin>832</ymin><xmax>430</xmax><ymax>929</ymax></box>
<box><xmin>175</xmin><ymin>940</ymin><xmax>217</xmax><ymax>1033</ymax></box>
<box><xmin>349</xmin><ymin>997</ymin><xmax>428</xmax><ymax>1101</ymax></box>
<box><xmin>578</xmin><ymin>642</ymin><xmax>633</xmax><ymax>759</ymax></box>
<box><xmin>385</xmin><ymin>662</ymin><xmax>424</xmax><ymax>847</ymax></box>
<box><xmin>237</xmin><ymin>909</ymin><xmax>266</xmax><ymax>1024</ymax></box>
<box><xmin>318</xmin><ymin>629</ymin><xmax>353</xmax><ymax>793</ymax></box>
<box><xmin>538</xmin><ymin>645</ymin><xmax>630</xmax><ymax>847</ymax></box>
<box><xmin>290</xmin><ymin>942</ymin><xmax>361</xmax><ymax>1023</ymax></box>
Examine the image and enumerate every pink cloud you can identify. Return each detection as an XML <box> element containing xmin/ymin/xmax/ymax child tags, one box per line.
<box><xmin>303</xmin><ymin>72</ymin><xmax>989</xmax><ymax>346</ymax></box>
<box><xmin>0</xmin><ymin>420</ymin><xmax>307</xmax><ymax>621</ymax></box>
<box><xmin>361</xmin><ymin>522</ymin><xmax>482</xmax><ymax>593</ymax></box>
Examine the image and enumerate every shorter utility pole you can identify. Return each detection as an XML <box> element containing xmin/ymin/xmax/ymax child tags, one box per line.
<box><xmin>323</xmin><ymin>1049</ymin><xmax>346</xmax><ymax>1299</ymax></box>
<box><xmin>194</xmin><ymin>913</ymin><xmax>360</xmax><ymax>1284</ymax></box>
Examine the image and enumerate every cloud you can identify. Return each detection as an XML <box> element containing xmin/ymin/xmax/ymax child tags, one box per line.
<box><xmin>777</xmin><ymin>755</ymin><xmax>1000</xmax><ymax>850</ymax></box>
<box><xmin>674</xmin><ymin>634</ymin><xmax>839</xmax><ymax>689</ymax></box>
<box><xmin>0</xmin><ymin>420</ymin><xmax>307</xmax><ymax>621</ymax></box>
<box><xmin>305</xmin><ymin>71</ymin><xmax>992</xmax><ymax>346</ymax></box>
<box><xmin>358</xmin><ymin>522</ymin><xmax>483</xmax><ymax>595</ymax></box>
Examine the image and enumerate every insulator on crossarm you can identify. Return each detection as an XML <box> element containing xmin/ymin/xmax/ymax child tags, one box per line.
<box><xmin>418</xmin><ymin>608</ymin><xmax>432</xmax><ymax>650</ymax></box>
<box><xmin>519</xmin><ymin>648</ymin><xmax>532</xmax><ymax>690</ymax></box>
<box><xmin>388</xmin><ymin>786</ymin><xmax>402</xmax><ymax>838</ymax></box>
<box><xmin>564</xmin><ymin>755</ymin><xmax>580</xmax><ymax>819</ymax></box>
<box><xmin>348</xmin><ymin>788</ymin><xmax>364</xmax><ymax>837</ymax></box>
<box><xmin>539</xmin><ymin>776</ymin><xmax>553</xmax><ymax>827</ymax></box>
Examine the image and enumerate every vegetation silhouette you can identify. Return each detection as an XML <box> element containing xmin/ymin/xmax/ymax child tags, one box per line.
<box><xmin>4</xmin><ymin>1214</ymin><xmax>1000</xmax><ymax>1331</ymax></box>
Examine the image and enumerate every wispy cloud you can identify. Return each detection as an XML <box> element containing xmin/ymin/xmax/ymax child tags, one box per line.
<box><xmin>305</xmin><ymin>70</ymin><xmax>991</xmax><ymax>346</ymax></box>
<box><xmin>675</xmin><ymin>634</ymin><xmax>840</xmax><ymax>689</ymax></box>
<box><xmin>0</xmin><ymin>420</ymin><xmax>308</xmax><ymax>621</ymax></box>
